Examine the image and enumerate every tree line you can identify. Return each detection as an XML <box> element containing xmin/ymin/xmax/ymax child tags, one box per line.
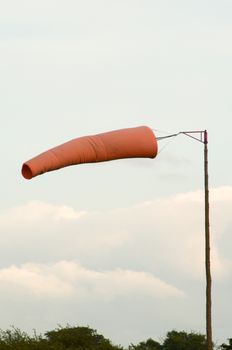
<box><xmin>0</xmin><ymin>325</ymin><xmax>230</xmax><ymax>350</ymax></box>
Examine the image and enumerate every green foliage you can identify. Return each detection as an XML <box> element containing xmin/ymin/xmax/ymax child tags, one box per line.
<box><xmin>45</xmin><ymin>325</ymin><xmax>121</xmax><ymax>350</ymax></box>
<box><xmin>0</xmin><ymin>325</ymin><xmax>121</xmax><ymax>350</ymax></box>
<box><xmin>0</xmin><ymin>327</ymin><xmax>31</xmax><ymax>349</ymax></box>
<box><xmin>162</xmin><ymin>330</ymin><xmax>207</xmax><ymax>350</ymax></box>
<box><xmin>0</xmin><ymin>326</ymin><xmax>217</xmax><ymax>350</ymax></box>
<box><xmin>0</xmin><ymin>326</ymin><xmax>48</xmax><ymax>349</ymax></box>
<box><xmin>220</xmin><ymin>339</ymin><xmax>232</xmax><ymax>349</ymax></box>
<box><xmin>129</xmin><ymin>330</ymin><xmax>208</xmax><ymax>350</ymax></box>
<box><xmin>129</xmin><ymin>338</ymin><xmax>162</xmax><ymax>350</ymax></box>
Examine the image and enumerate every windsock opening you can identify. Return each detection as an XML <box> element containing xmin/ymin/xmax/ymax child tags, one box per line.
<box><xmin>22</xmin><ymin>164</ymin><xmax>33</xmax><ymax>180</ymax></box>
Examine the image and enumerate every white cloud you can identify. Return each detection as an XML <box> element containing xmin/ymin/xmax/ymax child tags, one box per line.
<box><xmin>0</xmin><ymin>200</ymin><xmax>86</xmax><ymax>227</ymax></box>
<box><xmin>0</xmin><ymin>263</ymin><xmax>74</xmax><ymax>298</ymax></box>
<box><xmin>0</xmin><ymin>187</ymin><xmax>231</xmax><ymax>282</ymax></box>
<box><xmin>0</xmin><ymin>261</ymin><xmax>184</xmax><ymax>300</ymax></box>
<box><xmin>0</xmin><ymin>188</ymin><xmax>231</xmax><ymax>344</ymax></box>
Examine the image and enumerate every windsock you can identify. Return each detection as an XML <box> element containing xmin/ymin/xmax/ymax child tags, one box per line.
<box><xmin>22</xmin><ymin>126</ymin><xmax>158</xmax><ymax>180</ymax></box>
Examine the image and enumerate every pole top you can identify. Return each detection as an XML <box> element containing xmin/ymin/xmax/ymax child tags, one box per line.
<box><xmin>204</xmin><ymin>130</ymin><xmax>208</xmax><ymax>144</ymax></box>
<box><xmin>155</xmin><ymin>130</ymin><xmax>208</xmax><ymax>144</ymax></box>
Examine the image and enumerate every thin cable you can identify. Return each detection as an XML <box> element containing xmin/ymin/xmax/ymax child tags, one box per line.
<box><xmin>156</xmin><ymin>133</ymin><xmax>180</xmax><ymax>141</ymax></box>
<box><xmin>158</xmin><ymin>133</ymin><xmax>180</xmax><ymax>154</ymax></box>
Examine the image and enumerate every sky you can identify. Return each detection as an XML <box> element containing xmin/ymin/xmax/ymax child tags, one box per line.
<box><xmin>0</xmin><ymin>0</ymin><xmax>232</xmax><ymax>347</ymax></box>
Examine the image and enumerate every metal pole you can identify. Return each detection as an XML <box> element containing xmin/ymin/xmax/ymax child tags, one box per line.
<box><xmin>204</xmin><ymin>130</ymin><xmax>213</xmax><ymax>350</ymax></box>
<box><xmin>156</xmin><ymin>130</ymin><xmax>213</xmax><ymax>347</ymax></box>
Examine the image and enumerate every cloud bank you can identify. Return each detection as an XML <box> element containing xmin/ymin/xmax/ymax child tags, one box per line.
<box><xmin>0</xmin><ymin>187</ymin><xmax>231</xmax><ymax>344</ymax></box>
<box><xmin>0</xmin><ymin>261</ymin><xmax>184</xmax><ymax>300</ymax></box>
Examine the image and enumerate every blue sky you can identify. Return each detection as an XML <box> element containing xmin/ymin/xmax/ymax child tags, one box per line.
<box><xmin>0</xmin><ymin>0</ymin><xmax>232</xmax><ymax>347</ymax></box>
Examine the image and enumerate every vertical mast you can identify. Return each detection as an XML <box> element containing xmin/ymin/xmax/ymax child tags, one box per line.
<box><xmin>204</xmin><ymin>130</ymin><xmax>212</xmax><ymax>350</ymax></box>
<box><xmin>161</xmin><ymin>130</ymin><xmax>213</xmax><ymax>349</ymax></box>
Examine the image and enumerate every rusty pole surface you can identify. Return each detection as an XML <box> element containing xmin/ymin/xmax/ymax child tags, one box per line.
<box><xmin>158</xmin><ymin>130</ymin><xmax>213</xmax><ymax>349</ymax></box>
<box><xmin>204</xmin><ymin>130</ymin><xmax>213</xmax><ymax>350</ymax></box>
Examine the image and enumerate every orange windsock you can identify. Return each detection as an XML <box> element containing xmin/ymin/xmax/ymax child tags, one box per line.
<box><xmin>22</xmin><ymin>126</ymin><xmax>158</xmax><ymax>180</ymax></box>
